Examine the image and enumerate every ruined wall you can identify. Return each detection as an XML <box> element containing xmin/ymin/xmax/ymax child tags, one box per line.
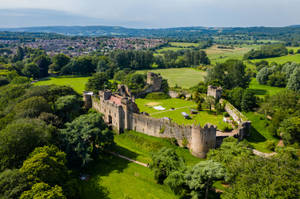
<box><xmin>220</xmin><ymin>99</ymin><xmax>251</xmax><ymax>139</ymax></box>
<box><xmin>168</xmin><ymin>90</ymin><xmax>192</xmax><ymax>99</ymax></box>
<box><xmin>207</xmin><ymin>85</ymin><xmax>222</xmax><ymax>100</ymax></box>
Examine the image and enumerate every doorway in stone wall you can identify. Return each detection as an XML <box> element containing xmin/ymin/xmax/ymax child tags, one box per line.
<box><xmin>108</xmin><ymin>115</ymin><xmax>112</xmax><ymax>124</ymax></box>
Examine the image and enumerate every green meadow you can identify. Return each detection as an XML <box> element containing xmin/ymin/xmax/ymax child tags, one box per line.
<box><xmin>249</xmin><ymin>78</ymin><xmax>285</xmax><ymax>97</ymax></box>
<box><xmin>136</xmin><ymin>68</ymin><xmax>206</xmax><ymax>88</ymax></box>
<box><xmin>34</xmin><ymin>76</ymin><xmax>90</xmax><ymax>93</ymax></box>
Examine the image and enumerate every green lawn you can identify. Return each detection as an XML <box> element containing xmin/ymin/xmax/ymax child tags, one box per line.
<box><xmin>169</xmin><ymin>42</ymin><xmax>200</xmax><ymax>47</ymax></box>
<box><xmin>249</xmin><ymin>78</ymin><xmax>285</xmax><ymax>97</ymax></box>
<box><xmin>157</xmin><ymin>46</ymin><xmax>184</xmax><ymax>53</ymax></box>
<box><xmin>135</xmin><ymin>98</ymin><xmax>227</xmax><ymax>130</ymax></box>
<box><xmin>34</xmin><ymin>76</ymin><xmax>90</xmax><ymax>93</ymax></box>
<box><xmin>136</xmin><ymin>68</ymin><xmax>206</xmax><ymax>88</ymax></box>
<box><xmin>244</xmin><ymin>112</ymin><xmax>279</xmax><ymax>153</ymax></box>
<box><xmin>80</xmin><ymin>154</ymin><xmax>178</xmax><ymax>199</ymax></box>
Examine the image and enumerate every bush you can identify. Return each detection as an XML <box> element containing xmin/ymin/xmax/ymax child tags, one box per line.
<box><xmin>223</xmin><ymin>112</ymin><xmax>230</xmax><ymax>117</ymax></box>
<box><xmin>145</xmin><ymin>92</ymin><xmax>170</xmax><ymax>99</ymax></box>
<box><xmin>220</xmin><ymin>123</ymin><xmax>233</xmax><ymax>132</ymax></box>
<box><xmin>266</xmin><ymin>140</ymin><xmax>276</xmax><ymax>151</ymax></box>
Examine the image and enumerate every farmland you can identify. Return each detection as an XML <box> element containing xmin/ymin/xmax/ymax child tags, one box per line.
<box><xmin>136</xmin><ymin>68</ymin><xmax>206</xmax><ymax>88</ymax></box>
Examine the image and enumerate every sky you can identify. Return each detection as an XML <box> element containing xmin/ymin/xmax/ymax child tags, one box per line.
<box><xmin>0</xmin><ymin>0</ymin><xmax>299</xmax><ymax>28</ymax></box>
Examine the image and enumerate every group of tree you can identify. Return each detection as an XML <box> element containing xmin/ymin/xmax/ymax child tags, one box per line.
<box><xmin>259</xmin><ymin>89</ymin><xmax>300</xmax><ymax>145</ymax></box>
<box><xmin>256</xmin><ymin>61</ymin><xmax>300</xmax><ymax>92</ymax></box>
<box><xmin>244</xmin><ymin>44</ymin><xmax>288</xmax><ymax>59</ymax></box>
<box><xmin>0</xmin><ymin>79</ymin><xmax>114</xmax><ymax>198</ymax></box>
<box><xmin>150</xmin><ymin>147</ymin><xmax>225</xmax><ymax>199</ymax></box>
<box><xmin>225</xmin><ymin>87</ymin><xmax>258</xmax><ymax>112</ymax></box>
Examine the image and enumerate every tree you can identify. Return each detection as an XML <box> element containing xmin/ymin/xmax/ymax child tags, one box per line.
<box><xmin>241</xmin><ymin>89</ymin><xmax>257</xmax><ymax>111</ymax></box>
<box><xmin>34</xmin><ymin>55</ymin><xmax>51</xmax><ymax>78</ymax></box>
<box><xmin>60</xmin><ymin>113</ymin><xmax>114</xmax><ymax>167</ymax></box>
<box><xmin>50</xmin><ymin>54</ymin><xmax>70</xmax><ymax>72</ymax></box>
<box><xmin>13</xmin><ymin>96</ymin><xmax>51</xmax><ymax>118</ymax></box>
<box><xmin>185</xmin><ymin>160</ymin><xmax>225</xmax><ymax>199</ymax></box>
<box><xmin>22</xmin><ymin>63</ymin><xmax>39</xmax><ymax>79</ymax></box>
<box><xmin>0</xmin><ymin>119</ymin><xmax>52</xmax><ymax>170</ymax></box>
<box><xmin>206</xmin><ymin>59</ymin><xmax>250</xmax><ymax>89</ymax></box>
<box><xmin>85</xmin><ymin>72</ymin><xmax>110</xmax><ymax>93</ymax></box>
<box><xmin>0</xmin><ymin>169</ymin><xmax>31</xmax><ymax>199</ymax></box>
<box><xmin>256</xmin><ymin>66</ymin><xmax>271</xmax><ymax>85</ymax></box>
<box><xmin>287</xmin><ymin>67</ymin><xmax>300</xmax><ymax>92</ymax></box>
<box><xmin>54</xmin><ymin>95</ymin><xmax>83</xmax><ymax>122</ymax></box>
<box><xmin>20</xmin><ymin>145</ymin><xmax>68</xmax><ymax>186</ymax></box>
<box><xmin>227</xmin><ymin>87</ymin><xmax>244</xmax><ymax>110</ymax></box>
<box><xmin>165</xmin><ymin>170</ymin><xmax>188</xmax><ymax>197</ymax></box>
<box><xmin>279</xmin><ymin>117</ymin><xmax>300</xmax><ymax>145</ymax></box>
<box><xmin>20</xmin><ymin>182</ymin><xmax>66</xmax><ymax>199</ymax></box>
<box><xmin>221</xmin><ymin>154</ymin><xmax>300</xmax><ymax>199</ymax></box>
<box><xmin>150</xmin><ymin>147</ymin><xmax>185</xmax><ymax>184</ymax></box>
<box><xmin>61</xmin><ymin>56</ymin><xmax>96</xmax><ymax>75</ymax></box>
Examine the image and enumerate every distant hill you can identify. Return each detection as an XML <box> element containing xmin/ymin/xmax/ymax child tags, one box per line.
<box><xmin>1</xmin><ymin>26</ymin><xmax>300</xmax><ymax>41</ymax></box>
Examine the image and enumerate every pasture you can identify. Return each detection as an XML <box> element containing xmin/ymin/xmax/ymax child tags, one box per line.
<box><xmin>136</xmin><ymin>68</ymin><xmax>206</xmax><ymax>88</ymax></box>
<box><xmin>34</xmin><ymin>76</ymin><xmax>90</xmax><ymax>93</ymax></box>
<box><xmin>135</xmin><ymin>98</ymin><xmax>227</xmax><ymax>130</ymax></box>
<box><xmin>249</xmin><ymin>78</ymin><xmax>285</xmax><ymax>97</ymax></box>
<box><xmin>252</xmin><ymin>53</ymin><xmax>300</xmax><ymax>64</ymax></box>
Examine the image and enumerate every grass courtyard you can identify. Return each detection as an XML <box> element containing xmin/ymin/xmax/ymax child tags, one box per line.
<box><xmin>135</xmin><ymin>98</ymin><xmax>227</xmax><ymax>130</ymax></box>
<box><xmin>34</xmin><ymin>75</ymin><xmax>90</xmax><ymax>93</ymax></box>
<box><xmin>136</xmin><ymin>68</ymin><xmax>206</xmax><ymax>88</ymax></box>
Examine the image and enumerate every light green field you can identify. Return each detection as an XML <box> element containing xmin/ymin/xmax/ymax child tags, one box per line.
<box><xmin>169</xmin><ymin>42</ymin><xmax>200</xmax><ymax>47</ymax></box>
<box><xmin>249</xmin><ymin>78</ymin><xmax>285</xmax><ymax>97</ymax></box>
<box><xmin>136</xmin><ymin>68</ymin><xmax>206</xmax><ymax>88</ymax></box>
<box><xmin>252</xmin><ymin>53</ymin><xmax>300</xmax><ymax>64</ymax></box>
<box><xmin>205</xmin><ymin>45</ymin><xmax>259</xmax><ymax>64</ymax></box>
<box><xmin>157</xmin><ymin>46</ymin><xmax>184</xmax><ymax>53</ymax></box>
<box><xmin>34</xmin><ymin>76</ymin><xmax>90</xmax><ymax>93</ymax></box>
<box><xmin>245</xmin><ymin>112</ymin><xmax>279</xmax><ymax>153</ymax></box>
<box><xmin>135</xmin><ymin>98</ymin><xmax>227</xmax><ymax>130</ymax></box>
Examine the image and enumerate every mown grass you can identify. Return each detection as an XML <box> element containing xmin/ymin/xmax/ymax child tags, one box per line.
<box><xmin>80</xmin><ymin>153</ymin><xmax>178</xmax><ymax>199</ymax></box>
<box><xmin>135</xmin><ymin>98</ymin><xmax>227</xmax><ymax>130</ymax></box>
<box><xmin>248</xmin><ymin>78</ymin><xmax>285</xmax><ymax>97</ymax></box>
<box><xmin>251</xmin><ymin>53</ymin><xmax>300</xmax><ymax>64</ymax></box>
<box><xmin>34</xmin><ymin>75</ymin><xmax>90</xmax><ymax>93</ymax></box>
<box><xmin>245</xmin><ymin>112</ymin><xmax>278</xmax><ymax>153</ymax></box>
<box><xmin>169</xmin><ymin>42</ymin><xmax>200</xmax><ymax>47</ymax></box>
<box><xmin>136</xmin><ymin>68</ymin><xmax>206</xmax><ymax>88</ymax></box>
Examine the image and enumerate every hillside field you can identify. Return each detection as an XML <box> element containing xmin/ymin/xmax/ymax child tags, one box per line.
<box><xmin>249</xmin><ymin>78</ymin><xmax>285</xmax><ymax>97</ymax></box>
<box><xmin>34</xmin><ymin>76</ymin><xmax>90</xmax><ymax>93</ymax></box>
<box><xmin>136</xmin><ymin>68</ymin><xmax>206</xmax><ymax>88</ymax></box>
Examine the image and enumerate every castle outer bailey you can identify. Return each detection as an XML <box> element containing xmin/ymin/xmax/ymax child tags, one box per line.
<box><xmin>84</xmin><ymin>72</ymin><xmax>217</xmax><ymax>158</ymax></box>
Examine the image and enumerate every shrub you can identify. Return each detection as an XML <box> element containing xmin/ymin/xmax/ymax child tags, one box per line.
<box><xmin>266</xmin><ymin>140</ymin><xmax>276</xmax><ymax>151</ymax></box>
<box><xmin>223</xmin><ymin>112</ymin><xmax>230</xmax><ymax>117</ymax></box>
<box><xmin>145</xmin><ymin>92</ymin><xmax>170</xmax><ymax>99</ymax></box>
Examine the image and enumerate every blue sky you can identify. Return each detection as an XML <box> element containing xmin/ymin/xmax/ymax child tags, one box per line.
<box><xmin>0</xmin><ymin>0</ymin><xmax>299</xmax><ymax>28</ymax></box>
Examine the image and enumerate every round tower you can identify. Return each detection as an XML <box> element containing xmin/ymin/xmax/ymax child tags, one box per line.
<box><xmin>190</xmin><ymin>124</ymin><xmax>216</xmax><ymax>158</ymax></box>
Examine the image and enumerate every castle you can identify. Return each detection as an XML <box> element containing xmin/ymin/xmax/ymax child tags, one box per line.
<box><xmin>84</xmin><ymin>72</ymin><xmax>250</xmax><ymax>158</ymax></box>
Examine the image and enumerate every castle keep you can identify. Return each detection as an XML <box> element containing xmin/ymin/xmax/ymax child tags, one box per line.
<box><xmin>84</xmin><ymin>72</ymin><xmax>251</xmax><ymax>158</ymax></box>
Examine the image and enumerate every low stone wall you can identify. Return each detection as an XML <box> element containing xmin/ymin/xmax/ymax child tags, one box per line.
<box><xmin>220</xmin><ymin>99</ymin><xmax>251</xmax><ymax>139</ymax></box>
<box><xmin>168</xmin><ymin>90</ymin><xmax>192</xmax><ymax>99</ymax></box>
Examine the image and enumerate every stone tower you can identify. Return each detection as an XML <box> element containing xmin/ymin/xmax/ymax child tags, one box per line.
<box><xmin>207</xmin><ymin>85</ymin><xmax>222</xmax><ymax>100</ymax></box>
<box><xmin>190</xmin><ymin>124</ymin><xmax>216</xmax><ymax>158</ymax></box>
<box><xmin>147</xmin><ymin>72</ymin><xmax>162</xmax><ymax>91</ymax></box>
<box><xmin>83</xmin><ymin>91</ymin><xmax>93</xmax><ymax>109</ymax></box>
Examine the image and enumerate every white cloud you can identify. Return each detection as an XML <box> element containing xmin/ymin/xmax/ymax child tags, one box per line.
<box><xmin>0</xmin><ymin>0</ymin><xmax>299</xmax><ymax>27</ymax></box>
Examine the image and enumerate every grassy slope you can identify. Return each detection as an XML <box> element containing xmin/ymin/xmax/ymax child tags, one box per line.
<box><xmin>34</xmin><ymin>76</ymin><xmax>90</xmax><ymax>93</ymax></box>
<box><xmin>249</xmin><ymin>78</ymin><xmax>285</xmax><ymax>97</ymax></box>
<box><xmin>136</xmin><ymin>68</ymin><xmax>206</xmax><ymax>88</ymax></box>
<box><xmin>251</xmin><ymin>53</ymin><xmax>300</xmax><ymax>64</ymax></box>
<box><xmin>80</xmin><ymin>130</ymin><xmax>202</xmax><ymax>199</ymax></box>
<box><xmin>245</xmin><ymin>112</ymin><xmax>279</xmax><ymax>153</ymax></box>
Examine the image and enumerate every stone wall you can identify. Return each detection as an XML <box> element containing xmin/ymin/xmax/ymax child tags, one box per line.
<box><xmin>220</xmin><ymin>99</ymin><xmax>251</xmax><ymax>139</ymax></box>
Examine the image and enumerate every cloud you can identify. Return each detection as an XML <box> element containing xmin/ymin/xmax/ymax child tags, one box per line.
<box><xmin>0</xmin><ymin>0</ymin><xmax>299</xmax><ymax>27</ymax></box>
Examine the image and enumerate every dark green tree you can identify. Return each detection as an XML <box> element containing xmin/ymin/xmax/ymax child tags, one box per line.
<box><xmin>85</xmin><ymin>72</ymin><xmax>110</xmax><ymax>93</ymax></box>
<box><xmin>20</xmin><ymin>182</ymin><xmax>66</xmax><ymax>199</ymax></box>
<box><xmin>22</xmin><ymin>63</ymin><xmax>40</xmax><ymax>79</ymax></box>
<box><xmin>54</xmin><ymin>95</ymin><xmax>83</xmax><ymax>122</ymax></box>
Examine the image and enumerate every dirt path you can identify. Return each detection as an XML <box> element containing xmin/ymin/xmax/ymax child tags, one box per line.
<box><xmin>252</xmin><ymin>149</ymin><xmax>277</xmax><ymax>158</ymax></box>
<box><xmin>107</xmin><ymin>151</ymin><xmax>149</xmax><ymax>167</ymax></box>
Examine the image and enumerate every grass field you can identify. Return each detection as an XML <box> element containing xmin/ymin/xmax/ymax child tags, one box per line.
<box><xmin>245</xmin><ymin>112</ymin><xmax>279</xmax><ymax>153</ymax></box>
<box><xmin>205</xmin><ymin>45</ymin><xmax>259</xmax><ymax>64</ymax></box>
<box><xmin>169</xmin><ymin>42</ymin><xmax>200</xmax><ymax>47</ymax></box>
<box><xmin>249</xmin><ymin>78</ymin><xmax>285</xmax><ymax>97</ymax></box>
<box><xmin>135</xmin><ymin>98</ymin><xmax>227</xmax><ymax>130</ymax></box>
<box><xmin>136</xmin><ymin>68</ymin><xmax>206</xmax><ymax>88</ymax></box>
<box><xmin>34</xmin><ymin>76</ymin><xmax>90</xmax><ymax>93</ymax></box>
<box><xmin>252</xmin><ymin>53</ymin><xmax>300</xmax><ymax>64</ymax></box>
<box><xmin>80</xmin><ymin>130</ymin><xmax>203</xmax><ymax>199</ymax></box>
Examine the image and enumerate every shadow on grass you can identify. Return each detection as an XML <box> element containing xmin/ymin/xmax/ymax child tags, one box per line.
<box><xmin>80</xmin><ymin>146</ymin><xmax>140</xmax><ymax>199</ymax></box>
<box><xmin>248</xmin><ymin>89</ymin><xmax>267</xmax><ymax>95</ymax></box>
<box><xmin>246</xmin><ymin>126</ymin><xmax>267</xmax><ymax>143</ymax></box>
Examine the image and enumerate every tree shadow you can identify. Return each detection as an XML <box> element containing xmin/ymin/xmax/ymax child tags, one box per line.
<box><xmin>80</xmin><ymin>146</ymin><xmax>140</xmax><ymax>199</ymax></box>
<box><xmin>248</xmin><ymin>89</ymin><xmax>267</xmax><ymax>95</ymax></box>
<box><xmin>246</xmin><ymin>126</ymin><xmax>267</xmax><ymax>143</ymax></box>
